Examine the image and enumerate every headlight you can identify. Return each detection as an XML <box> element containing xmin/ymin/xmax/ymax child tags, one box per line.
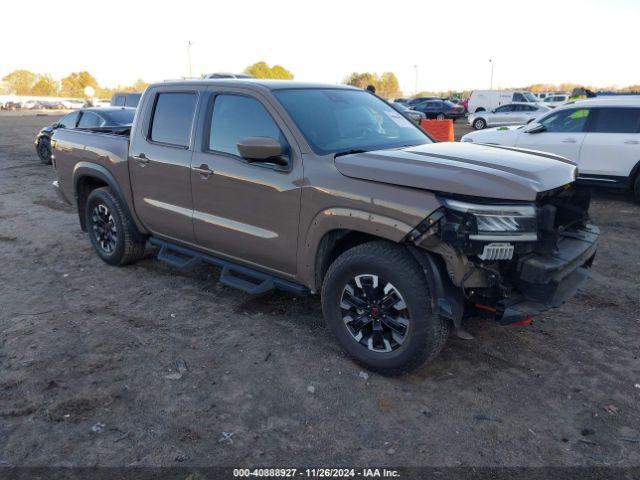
<box><xmin>440</xmin><ymin>197</ymin><xmax>538</xmax><ymax>241</ymax></box>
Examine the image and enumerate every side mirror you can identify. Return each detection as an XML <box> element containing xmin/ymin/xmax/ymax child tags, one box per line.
<box><xmin>237</xmin><ymin>136</ymin><xmax>287</xmax><ymax>167</ymax></box>
<box><xmin>524</xmin><ymin>122</ymin><xmax>545</xmax><ymax>134</ymax></box>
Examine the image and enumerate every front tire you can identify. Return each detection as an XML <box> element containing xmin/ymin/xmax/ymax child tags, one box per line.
<box><xmin>321</xmin><ymin>241</ymin><xmax>450</xmax><ymax>374</ymax></box>
<box><xmin>85</xmin><ymin>187</ymin><xmax>146</xmax><ymax>266</ymax></box>
<box><xmin>473</xmin><ymin>118</ymin><xmax>486</xmax><ymax>130</ymax></box>
<box><xmin>36</xmin><ymin>137</ymin><xmax>52</xmax><ymax>164</ymax></box>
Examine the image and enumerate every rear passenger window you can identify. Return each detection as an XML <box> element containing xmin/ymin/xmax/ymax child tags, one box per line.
<box><xmin>113</xmin><ymin>96</ymin><xmax>125</xmax><ymax>106</ymax></box>
<box><xmin>591</xmin><ymin>108</ymin><xmax>640</xmax><ymax>133</ymax></box>
<box><xmin>208</xmin><ymin>95</ymin><xmax>285</xmax><ymax>156</ymax></box>
<box><xmin>150</xmin><ymin>92</ymin><xmax>197</xmax><ymax>147</ymax></box>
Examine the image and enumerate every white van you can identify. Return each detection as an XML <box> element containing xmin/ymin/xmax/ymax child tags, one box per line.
<box><xmin>468</xmin><ymin>90</ymin><xmax>538</xmax><ymax>113</ymax></box>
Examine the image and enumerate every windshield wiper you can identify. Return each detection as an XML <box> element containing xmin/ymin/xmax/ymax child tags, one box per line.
<box><xmin>334</xmin><ymin>149</ymin><xmax>368</xmax><ymax>158</ymax></box>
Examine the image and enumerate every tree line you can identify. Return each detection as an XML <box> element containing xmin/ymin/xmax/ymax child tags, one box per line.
<box><xmin>3</xmin><ymin>65</ymin><xmax>637</xmax><ymax>99</ymax></box>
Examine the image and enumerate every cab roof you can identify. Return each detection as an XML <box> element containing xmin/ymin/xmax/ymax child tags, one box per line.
<box><xmin>151</xmin><ymin>79</ymin><xmax>359</xmax><ymax>92</ymax></box>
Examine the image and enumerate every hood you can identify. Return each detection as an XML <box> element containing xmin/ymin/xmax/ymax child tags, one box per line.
<box><xmin>334</xmin><ymin>142</ymin><xmax>577</xmax><ymax>202</ymax></box>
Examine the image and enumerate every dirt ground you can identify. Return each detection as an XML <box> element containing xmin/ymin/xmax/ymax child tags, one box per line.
<box><xmin>0</xmin><ymin>113</ymin><xmax>639</xmax><ymax>468</ymax></box>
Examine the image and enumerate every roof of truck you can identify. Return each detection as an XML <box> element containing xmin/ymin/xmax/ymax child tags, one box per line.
<box><xmin>152</xmin><ymin>79</ymin><xmax>359</xmax><ymax>91</ymax></box>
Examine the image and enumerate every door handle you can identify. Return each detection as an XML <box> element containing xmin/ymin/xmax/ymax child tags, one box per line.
<box><xmin>624</xmin><ymin>139</ymin><xmax>639</xmax><ymax>145</ymax></box>
<box><xmin>561</xmin><ymin>138</ymin><xmax>577</xmax><ymax>144</ymax></box>
<box><xmin>133</xmin><ymin>153</ymin><xmax>149</xmax><ymax>166</ymax></box>
<box><xmin>193</xmin><ymin>164</ymin><xmax>213</xmax><ymax>178</ymax></box>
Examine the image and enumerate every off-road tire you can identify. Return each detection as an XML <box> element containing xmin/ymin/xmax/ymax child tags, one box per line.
<box><xmin>85</xmin><ymin>187</ymin><xmax>146</xmax><ymax>266</ymax></box>
<box><xmin>321</xmin><ymin>241</ymin><xmax>450</xmax><ymax>375</ymax></box>
<box><xmin>473</xmin><ymin>118</ymin><xmax>486</xmax><ymax>130</ymax></box>
<box><xmin>36</xmin><ymin>137</ymin><xmax>52</xmax><ymax>164</ymax></box>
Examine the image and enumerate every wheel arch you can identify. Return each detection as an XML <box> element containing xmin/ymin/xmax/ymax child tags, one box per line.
<box><xmin>300</xmin><ymin>208</ymin><xmax>414</xmax><ymax>292</ymax></box>
<box><xmin>73</xmin><ymin>162</ymin><xmax>146</xmax><ymax>241</ymax></box>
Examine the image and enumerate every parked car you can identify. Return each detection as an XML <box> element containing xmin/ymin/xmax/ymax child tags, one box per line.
<box><xmin>542</xmin><ymin>94</ymin><xmax>570</xmax><ymax>108</ymax></box>
<box><xmin>111</xmin><ymin>93</ymin><xmax>142</xmax><ymax>108</ymax></box>
<box><xmin>390</xmin><ymin>101</ymin><xmax>426</xmax><ymax>124</ymax></box>
<box><xmin>50</xmin><ymin>79</ymin><xmax>598</xmax><ymax>373</ymax></box>
<box><xmin>411</xmin><ymin>99</ymin><xmax>465</xmax><ymax>121</ymax></box>
<box><xmin>457</xmin><ymin>98</ymin><xmax>469</xmax><ymax>113</ymax></box>
<box><xmin>60</xmin><ymin>99</ymin><xmax>85</xmax><ymax>109</ymax></box>
<box><xmin>35</xmin><ymin>107</ymin><xmax>135</xmax><ymax>164</ymax></box>
<box><xmin>468</xmin><ymin>90</ymin><xmax>539</xmax><ymax>113</ymax></box>
<box><xmin>203</xmin><ymin>72</ymin><xmax>255</xmax><ymax>79</ymax></box>
<box><xmin>391</xmin><ymin>98</ymin><xmax>411</xmax><ymax>105</ymax></box>
<box><xmin>468</xmin><ymin>103</ymin><xmax>551</xmax><ymax>129</ymax></box>
<box><xmin>461</xmin><ymin>98</ymin><xmax>640</xmax><ymax>201</ymax></box>
<box><xmin>407</xmin><ymin>96</ymin><xmax>442</xmax><ymax>106</ymax></box>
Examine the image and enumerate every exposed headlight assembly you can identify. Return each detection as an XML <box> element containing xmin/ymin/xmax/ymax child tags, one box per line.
<box><xmin>440</xmin><ymin>198</ymin><xmax>538</xmax><ymax>242</ymax></box>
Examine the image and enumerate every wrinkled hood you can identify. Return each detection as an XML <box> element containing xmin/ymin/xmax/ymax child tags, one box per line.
<box><xmin>334</xmin><ymin>142</ymin><xmax>577</xmax><ymax>202</ymax></box>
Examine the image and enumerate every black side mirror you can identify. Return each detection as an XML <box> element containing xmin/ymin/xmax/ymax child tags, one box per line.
<box><xmin>524</xmin><ymin>122</ymin><xmax>545</xmax><ymax>134</ymax></box>
<box><xmin>237</xmin><ymin>137</ymin><xmax>288</xmax><ymax>169</ymax></box>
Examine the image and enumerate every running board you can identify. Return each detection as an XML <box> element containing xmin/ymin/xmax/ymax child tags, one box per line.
<box><xmin>149</xmin><ymin>237</ymin><xmax>309</xmax><ymax>296</ymax></box>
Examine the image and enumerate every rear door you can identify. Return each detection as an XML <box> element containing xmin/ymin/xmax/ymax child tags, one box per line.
<box><xmin>189</xmin><ymin>89</ymin><xmax>303</xmax><ymax>276</ymax></box>
<box><xmin>579</xmin><ymin>107</ymin><xmax>640</xmax><ymax>178</ymax></box>
<box><xmin>129</xmin><ymin>88</ymin><xmax>199</xmax><ymax>242</ymax></box>
<box><xmin>516</xmin><ymin>107</ymin><xmax>590</xmax><ymax>162</ymax></box>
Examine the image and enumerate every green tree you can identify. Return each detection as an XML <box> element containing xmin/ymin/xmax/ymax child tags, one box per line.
<box><xmin>31</xmin><ymin>75</ymin><xmax>59</xmax><ymax>96</ymax></box>
<box><xmin>60</xmin><ymin>71</ymin><xmax>99</xmax><ymax>97</ymax></box>
<box><xmin>376</xmin><ymin>72</ymin><xmax>401</xmax><ymax>98</ymax></box>
<box><xmin>244</xmin><ymin>61</ymin><xmax>294</xmax><ymax>79</ymax></box>
<box><xmin>2</xmin><ymin>69</ymin><xmax>38</xmax><ymax>95</ymax></box>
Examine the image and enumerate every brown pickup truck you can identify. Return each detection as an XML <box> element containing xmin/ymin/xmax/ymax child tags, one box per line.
<box><xmin>51</xmin><ymin>80</ymin><xmax>599</xmax><ymax>373</ymax></box>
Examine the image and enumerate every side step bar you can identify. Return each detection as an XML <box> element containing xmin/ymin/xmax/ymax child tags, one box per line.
<box><xmin>149</xmin><ymin>237</ymin><xmax>309</xmax><ymax>296</ymax></box>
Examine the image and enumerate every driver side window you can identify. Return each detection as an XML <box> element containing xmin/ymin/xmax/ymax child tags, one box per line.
<box><xmin>540</xmin><ymin>108</ymin><xmax>590</xmax><ymax>133</ymax></box>
<box><xmin>58</xmin><ymin>111</ymin><xmax>79</xmax><ymax>129</ymax></box>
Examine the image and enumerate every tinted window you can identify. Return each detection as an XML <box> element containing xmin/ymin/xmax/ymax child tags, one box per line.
<box><xmin>494</xmin><ymin>105</ymin><xmax>511</xmax><ymax>113</ymax></box>
<box><xmin>540</xmin><ymin>108</ymin><xmax>590</xmax><ymax>133</ymax></box>
<box><xmin>513</xmin><ymin>93</ymin><xmax>525</xmax><ymax>102</ymax></box>
<box><xmin>78</xmin><ymin>112</ymin><xmax>104</xmax><ymax>128</ymax></box>
<box><xmin>209</xmin><ymin>95</ymin><xmax>284</xmax><ymax>156</ymax></box>
<box><xmin>275</xmin><ymin>89</ymin><xmax>430</xmax><ymax>156</ymax></box>
<box><xmin>113</xmin><ymin>95</ymin><xmax>125</xmax><ymax>106</ymax></box>
<box><xmin>150</xmin><ymin>92</ymin><xmax>197</xmax><ymax>147</ymax></box>
<box><xmin>591</xmin><ymin>108</ymin><xmax>640</xmax><ymax>133</ymax></box>
<box><xmin>124</xmin><ymin>94</ymin><xmax>141</xmax><ymax>107</ymax></box>
<box><xmin>102</xmin><ymin>108</ymin><xmax>135</xmax><ymax>125</ymax></box>
<box><xmin>58</xmin><ymin>111</ymin><xmax>79</xmax><ymax>128</ymax></box>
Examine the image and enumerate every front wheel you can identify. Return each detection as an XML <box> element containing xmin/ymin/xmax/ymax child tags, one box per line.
<box><xmin>473</xmin><ymin>118</ymin><xmax>486</xmax><ymax>130</ymax></box>
<box><xmin>321</xmin><ymin>241</ymin><xmax>450</xmax><ymax>374</ymax></box>
<box><xmin>36</xmin><ymin>137</ymin><xmax>52</xmax><ymax>164</ymax></box>
<box><xmin>633</xmin><ymin>175</ymin><xmax>640</xmax><ymax>203</ymax></box>
<box><xmin>85</xmin><ymin>187</ymin><xmax>146</xmax><ymax>266</ymax></box>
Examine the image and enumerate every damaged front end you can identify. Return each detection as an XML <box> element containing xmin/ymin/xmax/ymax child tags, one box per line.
<box><xmin>408</xmin><ymin>185</ymin><xmax>599</xmax><ymax>326</ymax></box>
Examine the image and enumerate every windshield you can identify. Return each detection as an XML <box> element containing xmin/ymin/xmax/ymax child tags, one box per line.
<box><xmin>103</xmin><ymin>108</ymin><xmax>135</xmax><ymax>125</ymax></box>
<box><xmin>274</xmin><ymin>89</ymin><xmax>431</xmax><ymax>155</ymax></box>
<box><xmin>523</xmin><ymin>92</ymin><xmax>538</xmax><ymax>102</ymax></box>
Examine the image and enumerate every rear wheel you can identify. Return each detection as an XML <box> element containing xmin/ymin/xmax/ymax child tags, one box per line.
<box><xmin>85</xmin><ymin>187</ymin><xmax>146</xmax><ymax>266</ymax></box>
<box><xmin>321</xmin><ymin>241</ymin><xmax>450</xmax><ymax>374</ymax></box>
<box><xmin>36</xmin><ymin>137</ymin><xmax>52</xmax><ymax>164</ymax></box>
<box><xmin>473</xmin><ymin>118</ymin><xmax>486</xmax><ymax>130</ymax></box>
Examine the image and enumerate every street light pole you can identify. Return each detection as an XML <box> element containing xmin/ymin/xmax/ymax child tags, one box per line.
<box><xmin>413</xmin><ymin>65</ymin><xmax>418</xmax><ymax>95</ymax></box>
<box><xmin>489</xmin><ymin>58</ymin><xmax>494</xmax><ymax>89</ymax></box>
<box><xmin>187</xmin><ymin>41</ymin><xmax>193</xmax><ymax>78</ymax></box>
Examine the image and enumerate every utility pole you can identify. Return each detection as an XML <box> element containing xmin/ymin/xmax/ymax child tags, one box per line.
<box><xmin>489</xmin><ymin>58</ymin><xmax>494</xmax><ymax>89</ymax></box>
<box><xmin>413</xmin><ymin>65</ymin><xmax>418</xmax><ymax>95</ymax></box>
<box><xmin>187</xmin><ymin>41</ymin><xmax>193</xmax><ymax>78</ymax></box>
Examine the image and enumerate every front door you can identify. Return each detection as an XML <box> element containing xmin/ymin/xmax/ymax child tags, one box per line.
<box><xmin>189</xmin><ymin>91</ymin><xmax>302</xmax><ymax>276</ymax></box>
<box><xmin>129</xmin><ymin>89</ymin><xmax>199</xmax><ymax>242</ymax></box>
<box><xmin>516</xmin><ymin>107</ymin><xmax>590</xmax><ymax>163</ymax></box>
<box><xmin>579</xmin><ymin>107</ymin><xmax>640</xmax><ymax>177</ymax></box>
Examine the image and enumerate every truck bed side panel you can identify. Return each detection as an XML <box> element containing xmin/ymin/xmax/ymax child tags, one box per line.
<box><xmin>52</xmin><ymin>129</ymin><xmax>147</xmax><ymax>234</ymax></box>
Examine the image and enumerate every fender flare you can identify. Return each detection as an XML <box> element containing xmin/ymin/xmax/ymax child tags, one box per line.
<box><xmin>299</xmin><ymin>208</ymin><xmax>414</xmax><ymax>290</ymax></box>
<box><xmin>72</xmin><ymin>162</ymin><xmax>146</xmax><ymax>241</ymax></box>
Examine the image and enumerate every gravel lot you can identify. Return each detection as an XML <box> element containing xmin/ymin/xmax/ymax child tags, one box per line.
<box><xmin>1</xmin><ymin>113</ymin><xmax>639</xmax><ymax>468</ymax></box>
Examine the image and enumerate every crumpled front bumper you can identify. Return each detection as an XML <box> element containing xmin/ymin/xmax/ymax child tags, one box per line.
<box><xmin>497</xmin><ymin>224</ymin><xmax>599</xmax><ymax>324</ymax></box>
